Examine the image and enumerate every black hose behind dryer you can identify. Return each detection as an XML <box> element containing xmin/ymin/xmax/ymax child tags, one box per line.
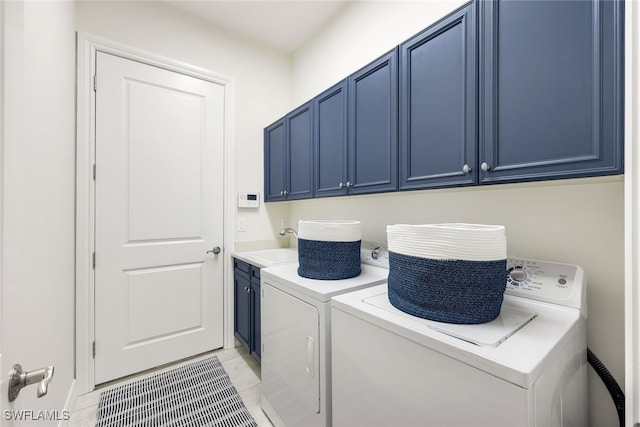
<box><xmin>588</xmin><ymin>347</ymin><xmax>625</xmax><ymax>427</ymax></box>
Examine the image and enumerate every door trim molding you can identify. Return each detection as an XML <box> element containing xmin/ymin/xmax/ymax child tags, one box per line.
<box><xmin>75</xmin><ymin>32</ymin><xmax>236</xmax><ymax>395</ymax></box>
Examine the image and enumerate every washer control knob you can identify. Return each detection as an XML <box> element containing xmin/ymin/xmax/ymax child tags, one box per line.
<box><xmin>509</xmin><ymin>269</ymin><xmax>528</xmax><ymax>282</ymax></box>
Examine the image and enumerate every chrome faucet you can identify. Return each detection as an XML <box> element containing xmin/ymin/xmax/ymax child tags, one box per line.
<box><xmin>279</xmin><ymin>227</ymin><xmax>298</xmax><ymax>238</ymax></box>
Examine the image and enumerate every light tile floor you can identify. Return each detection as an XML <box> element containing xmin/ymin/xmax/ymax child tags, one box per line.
<box><xmin>68</xmin><ymin>346</ymin><xmax>273</xmax><ymax>427</ymax></box>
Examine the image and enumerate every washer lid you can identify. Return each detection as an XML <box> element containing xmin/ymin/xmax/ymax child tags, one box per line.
<box><xmin>333</xmin><ymin>284</ymin><xmax>584</xmax><ymax>389</ymax></box>
<box><xmin>364</xmin><ymin>294</ymin><xmax>536</xmax><ymax>348</ymax></box>
<box><xmin>261</xmin><ymin>263</ymin><xmax>389</xmax><ymax>302</ymax></box>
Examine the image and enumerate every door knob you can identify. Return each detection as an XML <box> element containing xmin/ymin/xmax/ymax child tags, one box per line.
<box><xmin>8</xmin><ymin>364</ymin><xmax>54</xmax><ymax>402</ymax></box>
<box><xmin>207</xmin><ymin>246</ymin><xmax>221</xmax><ymax>255</ymax></box>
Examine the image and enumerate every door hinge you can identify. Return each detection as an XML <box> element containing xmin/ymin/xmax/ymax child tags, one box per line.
<box><xmin>93</xmin><ymin>75</ymin><xmax>97</xmax><ymax>92</ymax></box>
<box><xmin>92</xmin><ymin>341</ymin><xmax>96</xmax><ymax>358</ymax></box>
<box><xmin>92</xmin><ymin>163</ymin><xmax>96</xmax><ymax>180</ymax></box>
<box><xmin>92</xmin><ymin>252</ymin><xmax>96</xmax><ymax>269</ymax></box>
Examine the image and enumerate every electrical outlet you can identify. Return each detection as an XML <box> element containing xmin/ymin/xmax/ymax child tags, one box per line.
<box><xmin>237</xmin><ymin>218</ymin><xmax>247</xmax><ymax>232</ymax></box>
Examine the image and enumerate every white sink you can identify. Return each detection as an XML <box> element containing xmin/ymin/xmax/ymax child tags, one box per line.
<box><xmin>235</xmin><ymin>248</ymin><xmax>298</xmax><ymax>268</ymax></box>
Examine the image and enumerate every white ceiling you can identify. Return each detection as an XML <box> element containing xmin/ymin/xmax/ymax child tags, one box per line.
<box><xmin>165</xmin><ymin>1</ymin><xmax>349</xmax><ymax>54</ymax></box>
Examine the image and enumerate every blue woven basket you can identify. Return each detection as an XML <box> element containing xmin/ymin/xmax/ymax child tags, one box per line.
<box><xmin>388</xmin><ymin>251</ymin><xmax>507</xmax><ymax>324</ymax></box>
<box><xmin>298</xmin><ymin>239</ymin><xmax>361</xmax><ymax>280</ymax></box>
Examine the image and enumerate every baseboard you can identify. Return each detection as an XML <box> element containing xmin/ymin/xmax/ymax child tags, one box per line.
<box><xmin>58</xmin><ymin>379</ymin><xmax>76</xmax><ymax>427</ymax></box>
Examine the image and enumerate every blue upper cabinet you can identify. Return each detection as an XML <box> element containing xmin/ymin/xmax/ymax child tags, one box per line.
<box><xmin>264</xmin><ymin>119</ymin><xmax>287</xmax><ymax>201</ymax></box>
<box><xmin>314</xmin><ymin>80</ymin><xmax>348</xmax><ymax>197</ymax></box>
<box><xmin>287</xmin><ymin>103</ymin><xmax>314</xmax><ymax>200</ymax></box>
<box><xmin>479</xmin><ymin>0</ymin><xmax>624</xmax><ymax>183</ymax></box>
<box><xmin>265</xmin><ymin>0</ymin><xmax>624</xmax><ymax>202</ymax></box>
<box><xmin>348</xmin><ymin>49</ymin><xmax>399</xmax><ymax>195</ymax></box>
<box><xmin>314</xmin><ymin>50</ymin><xmax>399</xmax><ymax>198</ymax></box>
<box><xmin>264</xmin><ymin>102</ymin><xmax>314</xmax><ymax>202</ymax></box>
<box><xmin>399</xmin><ymin>2</ymin><xmax>477</xmax><ymax>190</ymax></box>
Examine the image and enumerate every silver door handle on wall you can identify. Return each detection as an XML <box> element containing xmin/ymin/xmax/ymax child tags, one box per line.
<box><xmin>8</xmin><ymin>364</ymin><xmax>54</xmax><ymax>402</ymax></box>
<box><xmin>207</xmin><ymin>246</ymin><xmax>221</xmax><ymax>255</ymax></box>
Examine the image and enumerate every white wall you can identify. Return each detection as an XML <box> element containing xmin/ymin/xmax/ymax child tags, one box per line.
<box><xmin>625</xmin><ymin>0</ymin><xmax>640</xmax><ymax>424</ymax></box>
<box><xmin>288</xmin><ymin>2</ymin><xmax>625</xmax><ymax>426</ymax></box>
<box><xmin>76</xmin><ymin>1</ymin><xmax>292</xmax><ymax>248</ymax></box>
<box><xmin>292</xmin><ymin>0</ymin><xmax>468</xmax><ymax>105</ymax></box>
<box><xmin>0</xmin><ymin>0</ymin><xmax>76</xmax><ymax>422</ymax></box>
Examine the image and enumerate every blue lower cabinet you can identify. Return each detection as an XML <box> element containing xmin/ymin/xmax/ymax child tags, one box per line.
<box><xmin>250</xmin><ymin>267</ymin><xmax>261</xmax><ymax>362</ymax></box>
<box><xmin>399</xmin><ymin>2</ymin><xmax>477</xmax><ymax>190</ymax></box>
<box><xmin>479</xmin><ymin>0</ymin><xmax>624</xmax><ymax>183</ymax></box>
<box><xmin>233</xmin><ymin>258</ymin><xmax>261</xmax><ymax>363</ymax></box>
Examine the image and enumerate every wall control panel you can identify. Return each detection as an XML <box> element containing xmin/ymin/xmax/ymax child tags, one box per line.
<box><xmin>238</xmin><ymin>193</ymin><xmax>260</xmax><ymax>208</ymax></box>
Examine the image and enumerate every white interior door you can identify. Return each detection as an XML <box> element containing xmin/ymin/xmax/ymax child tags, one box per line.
<box><xmin>94</xmin><ymin>52</ymin><xmax>225</xmax><ymax>384</ymax></box>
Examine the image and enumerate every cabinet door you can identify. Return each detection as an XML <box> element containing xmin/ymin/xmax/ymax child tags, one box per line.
<box><xmin>480</xmin><ymin>0</ymin><xmax>623</xmax><ymax>183</ymax></box>
<box><xmin>349</xmin><ymin>49</ymin><xmax>399</xmax><ymax>195</ymax></box>
<box><xmin>250</xmin><ymin>271</ymin><xmax>261</xmax><ymax>362</ymax></box>
<box><xmin>264</xmin><ymin>119</ymin><xmax>287</xmax><ymax>201</ymax></box>
<box><xmin>233</xmin><ymin>267</ymin><xmax>251</xmax><ymax>350</ymax></box>
<box><xmin>287</xmin><ymin>102</ymin><xmax>314</xmax><ymax>200</ymax></box>
<box><xmin>399</xmin><ymin>3</ymin><xmax>476</xmax><ymax>190</ymax></box>
<box><xmin>314</xmin><ymin>80</ymin><xmax>348</xmax><ymax>197</ymax></box>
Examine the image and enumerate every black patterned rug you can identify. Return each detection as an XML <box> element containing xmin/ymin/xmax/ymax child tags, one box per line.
<box><xmin>95</xmin><ymin>356</ymin><xmax>257</xmax><ymax>427</ymax></box>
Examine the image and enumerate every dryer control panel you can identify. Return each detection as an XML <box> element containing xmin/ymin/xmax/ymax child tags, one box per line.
<box><xmin>505</xmin><ymin>258</ymin><xmax>586</xmax><ymax>311</ymax></box>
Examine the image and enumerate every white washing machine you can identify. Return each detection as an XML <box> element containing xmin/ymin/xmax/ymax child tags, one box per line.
<box><xmin>331</xmin><ymin>258</ymin><xmax>588</xmax><ymax>427</ymax></box>
<box><xmin>260</xmin><ymin>243</ymin><xmax>389</xmax><ymax>427</ymax></box>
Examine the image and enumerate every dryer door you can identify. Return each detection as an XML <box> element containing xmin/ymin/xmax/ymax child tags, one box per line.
<box><xmin>262</xmin><ymin>283</ymin><xmax>320</xmax><ymax>422</ymax></box>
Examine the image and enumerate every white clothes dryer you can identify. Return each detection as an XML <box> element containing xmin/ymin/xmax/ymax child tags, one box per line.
<box><xmin>260</xmin><ymin>243</ymin><xmax>390</xmax><ymax>427</ymax></box>
<box><xmin>331</xmin><ymin>258</ymin><xmax>588</xmax><ymax>427</ymax></box>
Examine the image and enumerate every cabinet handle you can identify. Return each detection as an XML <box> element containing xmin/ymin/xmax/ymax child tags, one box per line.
<box><xmin>280</xmin><ymin>191</ymin><xmax>284</xmax><ymax>196</ymax></box>
<box><xmin>283</xmin><ymin>190</ymin><xmax>289</xmax><ymax>196</ymax></box>
<box><xmin>462</xmin><ymin>164</ymin><xmax>471</xmax><ymax>174</ymax></box>
<box><xmin>244</xmin><ymin>286</ymin><xmax>250</xmax><ymax>293</ymax></box>
<box><xmin>345</xmin><ymin>181</ymin><xmax>352</xmax><ymax>188</ymax></box>
<box><xmin>481</xmin><ymin>162</ymin><xmax>490</xmax><ymax>172</ymax></box>
<box><xmin>338</xmin><ymin>182</ymin><xmax>344</xmax><ymax>189</ymax></box>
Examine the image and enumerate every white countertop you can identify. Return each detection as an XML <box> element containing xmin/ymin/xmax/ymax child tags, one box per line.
<box><xmin>232</xmin><ymin>248</ymin><xmax>298</xmax><ymax>268</ymax></box>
